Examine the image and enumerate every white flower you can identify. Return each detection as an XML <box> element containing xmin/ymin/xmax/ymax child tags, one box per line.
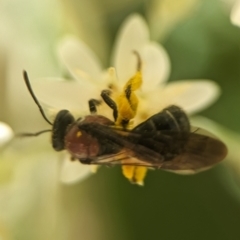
<box><xmin>32</xmin><ymin>14</ymin><xmax>220</xmax><ymax>185</ymax></box>
<box><xmin>230</xmin><ymin>0</ymin><xmax>240</xmax><ymax>26</ymax></box>
<box><xmin>0</xmin><ymin>1</ymin><xmax>66</xmax><ymax>235</ymax></box>
<box><xmin>0</xmin><ymin>122</ymin><xmax>13</xmax><ymax>148</ymax></box>
<box><xmin>223</xmin><ymin>0</ymin><xmax>240</xmax><ymax>27</ymax></box>
<box><xmin>0</xmin><ymin>0</ymin><xmax>63</xmax><ymax>132</ymax></box>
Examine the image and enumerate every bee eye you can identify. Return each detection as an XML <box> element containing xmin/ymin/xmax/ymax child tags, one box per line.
<box><xmin>52</xmin><ymin>110</ymin><xmax>75</xmax><ymax>151</ymax></box>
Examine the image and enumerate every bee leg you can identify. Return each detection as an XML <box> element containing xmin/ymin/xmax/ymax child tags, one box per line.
<box><xmin>101</xmin><ymin>89</ymin><xmax>118</xmax><ymax>121</ymax></box>
<box><xmin>88</xmin><ymin>99</ymin><xmax>101</xmax><ymax>114</ymax></box>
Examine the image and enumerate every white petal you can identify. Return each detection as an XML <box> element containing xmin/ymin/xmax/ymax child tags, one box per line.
<box><xmin>112</xmin><ymin>14</ymin><xmax>149</xmax><ymax>85</ymax></box>
<box><xmin>141</xmin><ymin>42</ymin><xmax>171</xmax><ymax>92</ymax></box>
<box><xmin>162</xmin><ymin>80</ymin><xmax>220</xmax><ymax>114</ymax></box>
<box><xmin>33</xmin><ymin>78</ymin><xmax>101</xmax><ymax>116</ymax></box>
<box><xmin>0</xmin><ymin>122</ymin><xmax>13</xmax><ymax>146</ymax></box>
<box><xmin>231</xmin><ymin>0</ymin><xmax>240</xmax><ymax>27</ymax></box>
<box><xmin>58</xmin><ymin>36</ymin><xmax>102</xmax><ymax>83</ymax></box>
<box><xmin>60</xmin><ymin>155</ymin><xmax>93</xmax><ymax>184</ymax></box>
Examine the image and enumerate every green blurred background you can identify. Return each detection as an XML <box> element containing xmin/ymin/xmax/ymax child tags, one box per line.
<box><xmin>1</xmin><ymin>0</ymin><xmax>240</xmax><ymax>239</ymax></box>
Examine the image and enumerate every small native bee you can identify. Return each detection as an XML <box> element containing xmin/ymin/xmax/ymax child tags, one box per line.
<box><xmin>21</xmin><ymin>53</ymin><xmax>227</xmax><ymax>184</ymax></box>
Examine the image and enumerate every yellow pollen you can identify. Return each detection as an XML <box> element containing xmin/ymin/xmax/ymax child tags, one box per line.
<box><xmin>116</xmin><ymin>51</ymin><xmax>149</xmax><ymax>185</ymax></box>
<box><xmin>76</xmin><ymin>131</ymin><xmax>82</xmax><ymax>138</ymax></box>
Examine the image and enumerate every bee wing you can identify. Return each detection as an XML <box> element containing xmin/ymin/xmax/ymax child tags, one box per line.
<box><xmin>160</xmin><ymin>131</ymin><xmax>227</xmax><ymax>174</ymax></box>
<box><xmin>89</xmin><ymin>150</ymin><xmax>161</xmax><ymax>167</ymax></box>
<box><xmin>80</xmin><ymin>124</ymin><xmax>227</xmax><ymax>173</ymax></box>
<box><xmin>79</xmin><ymin>123</ymin><xmax>165</xmax><ymax>166</ymax></box>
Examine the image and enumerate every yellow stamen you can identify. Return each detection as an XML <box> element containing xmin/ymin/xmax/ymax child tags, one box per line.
<box><xmin>116</xmin><ymin>70</ymin><xmax>142</xmax><ymax>126</ymax></box>
<box><xmin>115</xmin><ymin>51</ymin><xmax>148</xmax><ymax>185</ymax></box>
<box><xmin>122</xmin><ymin>165</ymin><xmax>147</xmax><ymax>186</ymax></box>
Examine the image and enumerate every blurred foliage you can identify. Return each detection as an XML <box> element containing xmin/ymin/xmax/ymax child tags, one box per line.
<box><xmin>165</xmin><ymin>0</ymin><xmax>240</xmax><ymax>133</ymax></box>
<box><xmin>82</xmin><ymin>165</ymin><xmax>240</xmax><ymax>240</ymax></box>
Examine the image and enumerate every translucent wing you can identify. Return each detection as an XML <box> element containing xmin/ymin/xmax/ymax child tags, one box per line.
<box><xmin>78</xmin><ymin>123</ymin><xmax>227</xmax><ymax>173</ymax></box>
<box><xmin>159</xmin><ymin>131</ymin><xmax>227</xmax><ymax>173</ymax></box>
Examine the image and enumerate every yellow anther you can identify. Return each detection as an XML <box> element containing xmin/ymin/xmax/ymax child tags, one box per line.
<box><xmin>115</xmin><ymin>54</ymin><xmax>143</xmax><ymax>126</ymax></box>
<box><xmin>122</xmin><ymin>165</ymin><xmax>147</xmax><ymax>186</ymax></box>
<box><xmin>115</xmin><ymin>51</ymin><xmax>148</xmax><ymax>185</ymax></box>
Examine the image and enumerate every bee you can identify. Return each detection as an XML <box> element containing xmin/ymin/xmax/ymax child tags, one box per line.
<box><xmin>21</xmin><ymin>53</ymin><xmax>227</xmax><ymax>185</ymax></box>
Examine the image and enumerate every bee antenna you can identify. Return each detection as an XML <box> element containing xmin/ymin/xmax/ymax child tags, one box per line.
<box><xmin>16</xmin><ymin>129</ymin><xmax>52</xmax><ymax>137</ymax></box>
<box><xmin>23</xmin><ymin>70</ymin><xmax>53</xmax><ymax>126</ymax></box>
<box><xmin>0</xmin><ymin>129</ymin><xmax>52</xmax><ymax>153</ymax></box>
